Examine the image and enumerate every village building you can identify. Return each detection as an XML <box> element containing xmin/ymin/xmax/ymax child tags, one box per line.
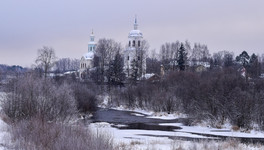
<box><xmin>79</xmin><ymin>31</ymin><xmax>96</xmax><ymax>79</ymax></box>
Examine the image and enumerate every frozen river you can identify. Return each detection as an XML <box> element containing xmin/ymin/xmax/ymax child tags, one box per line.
<box><xmin>90</xmin><ymin>108</ymin><xmax>264</xmax><ymax>144</ymax></box>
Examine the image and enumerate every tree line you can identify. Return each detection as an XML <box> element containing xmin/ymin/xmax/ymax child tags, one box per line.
<box><xmin>1</xmin><ymin>39</ymin><xmax>264</xmax><ymax>137</ymax></box>
<box><xmin>108</xmin><ymin>68</ymin><xmax>264</xmax><ymax>130</ymax></box>
<box><xmin>23</xmin><ymin>41</ymin><xmax>264</xmax><ymax>86</ymax></box>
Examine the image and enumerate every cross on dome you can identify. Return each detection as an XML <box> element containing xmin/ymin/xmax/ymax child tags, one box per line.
<box><xmin>134</xmin><ymin>15</ymin><xmax>138</xmax><ymax>30</ymax></box>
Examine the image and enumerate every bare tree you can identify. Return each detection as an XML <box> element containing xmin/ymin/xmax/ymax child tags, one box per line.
<box><xmin>223</xmin><ymin>51</ymin><xmax>234</xmax><ymax>67</ymax></box>
<box><xmin>212</xmin><ymin>50</ymin><xmax>234</xmax><ymax>68</ymax></box>
<box><xmin>70</xmin><ymin>58</ymin><xmax>80</xmax><ymax>71</ymax></box>
<box><xmin>212</xmin><ymin>52</ymin><xmax>223</xmax><ymax>67</ymax></box>
<box><xmin>190</xmin><ymin>43</ymin><xmax>210</xmax><ymax>62</ymax></box>
<box><xmin>184</xmin><ymin>40</ymin><xmax>192</xmax><ymax>59</ymax></box>
<box><xmin>35</xmin><ymin>46</ymin><xmax>56</xmax><ymax>78</ymax></box>
<box><xmin>146</xmin><ymin>49</ymin><xmax>161</xmax><ymax>74</ymax></box>
<box><xmin>2</xmin><ymin>73</ymin><xmax>77</xmax><ymax>122</ymax></box>
<box><xmin>55</xmin><ymin>58</ymin><xmax>80</xmax><ymax>73</ymax></box>
<box><xmin>160</xmin><ymin>41</ymin><xmax>180</xmax><ymax>71</ymax></box>
<box><xmin>248</xmin><ymin>53</ymin><xmax>261</xmax><ymax>78</ymax></box>
<box><xmin>95</xmin><ymin>38</ymin><xmax>122</xmax><ymax>83</ymax></box>
<box><xmin>136</xmin><ymin>39</ymin><xmax>149</xmax><ymax>76</ymax></box>
<box><xmin>160</xmin><ymin>43</ymin><xmax>170</xmax><ymax>62</ymax></box>
<box><xmin>259</xmin><ymin>53</ymin><xmax>264</xmax><ymax>73</ymax></box>
<box><xmin>171</xmin><ymin>41</ymin><xmax>180</xmax><ymax>70</ymax></box>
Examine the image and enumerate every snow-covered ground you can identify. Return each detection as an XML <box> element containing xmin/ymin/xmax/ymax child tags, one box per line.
<box><xmin>99</xmin><ymin>96</ymin><xmax>264</xmax><ymax>135</ymax></box>
<box><xmin>90</xmin><ymin>122</ymin><xmax>177</xmax><ymax>150</ymax></box>
<box><xmin>176</xmin><ymin>124</ymin><xmax>264</xmax><ymax>139</ymax></box>
<box><xmin>1</xmin><ymin>91</ymin><xmax>264</xmax><ymax>149</ymax></box>
<box><xmin>0</xmin><ymin>119</ymin><xmax>10</xmax><ymax>150</ymax></box>
<box><xmin>0</xmin><ymin>92</ymin><xmax>11</xmax><ymax>150</ymax></box>
<box><xmin>89</xmin><ymin>121</ymin><xmax>264</xmax><ymax>150</ymax></box>
<box><xmin>110</xmin><ymin>105</ymin><xmax>264</xmax><ymax>138</ymax></box>
<box><xmin>91</xmin><ymin>102</ymin><xmax>264</xmax><ymax>149</ymax></box>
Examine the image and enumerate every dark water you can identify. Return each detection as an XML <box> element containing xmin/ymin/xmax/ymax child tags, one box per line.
<box><xmin>91</xmin><ymin>108</ymin><xmax>191</xmax><ymax>125</ymax></box>
<box><xmin>90</xmin><ymin>108</ymin><xmax>264</xmax><ymax>144</ymax></box>
<box><xmin>112</xmin><ymin>123</ymin><xmax>181</xmax><ymax>131</ymax></box>
<box><xmin>91</xmin><ymin>107</ymin><xmax>192</xmax><ymax>132</ymax></box>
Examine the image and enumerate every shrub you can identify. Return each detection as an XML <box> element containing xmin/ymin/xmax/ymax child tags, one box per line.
<box><xmin>11</xmin><ymin>118</ymin><xmax>114</xmax><ymax>150</ymax></box>
<box><xmin>1</xmin><ymin>74</ymin><xmax>77</xmax><ymax>122</ymax></box>
<box><xmin>72</xmin><ymin>83</ymin><xmax>98</xmax><ymax>113</ymax></box>
<box><xmin>109</xmin><ymin>67</ymin><xmax>264</xmax><ymax>130</ymax></box>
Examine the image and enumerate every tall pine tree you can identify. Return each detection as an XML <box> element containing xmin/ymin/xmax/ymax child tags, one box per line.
<box><xmin>107</xmin><ymin>51</ymin><xmax>125</xmax><ymax>86</ymax></box>
<box><xmin>177</xmin><ymin>43</ymin><xmax>186</xmax><ymax>71</ymax></box>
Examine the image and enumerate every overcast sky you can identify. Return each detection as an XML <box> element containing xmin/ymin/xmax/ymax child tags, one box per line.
<box><xmin>0</xmin><ymin>0</ymin><xmax>263</xmax><ymax>67</ymax></box>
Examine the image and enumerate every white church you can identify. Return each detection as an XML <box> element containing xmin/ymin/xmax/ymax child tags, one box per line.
<box><xmin>79</xmin><ymin>17</ymin><xmax>146</xmax><ymax>79</ymax></box>
<box><xmin>79</xmin><ymin>31</ymin><xmax>96</xmax><ymax>79</ymax></box>
<box><xmin>124</xmin><ymin>17</ymin><xmax>146</xmax><ymax>77</ymax></box>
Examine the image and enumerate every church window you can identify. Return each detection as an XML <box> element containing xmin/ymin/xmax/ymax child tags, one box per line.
<box><xmin>129</xmin><ymin>41</ymin><xmax>131</xmax><ymax>47</ymax></box>
<box><xmin>138</xmin><ymin>56</ymin><xmax>140</xmax><ymax>60</ymax></box>
<box><xmin>138</xmin><ymin>41</ymin><xmax>140</xmax><ymax>47</ymax></box>
<box><xmin>133</xmin><ymin>40</ymin><xmax>135</xmax><ymax>47</ymax></box>
<box><xmin>127</xmin><ymin>56</ymin><xmax>129</xmax><ymax>60</ymax></box>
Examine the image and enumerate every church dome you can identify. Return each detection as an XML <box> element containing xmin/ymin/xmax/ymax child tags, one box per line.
<box><xmin>83</xmin><ymin>51</ymin><xmax>94</xmax><ymax>60</ymax></box>
<box><xmin>128</xmin><ymin>16</ymin><xmax>143</xmax><ymax>38</ymax></box>
<box><xmin>129</xmin><ymin>29</ymin><xmax>143</xmax><ymax>37</ymax></box>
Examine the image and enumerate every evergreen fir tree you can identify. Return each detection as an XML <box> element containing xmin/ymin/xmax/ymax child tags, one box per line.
<box><xmin>107</xmin><ymin>51</ymin><xmax>125</xmax><ymax>86</ymax></box>
<box><xmin>177</xmin><ymin>43</ymin><xmax>186</xmax><ymax>71</ymax></box>
<box><xmin>236</xmin><ymin>51</ymin><xmax>250</xmax><ymax>81</ymax></box>
<box><xmin>236</xmin><ymin>51</ymin><xmax>250</xmax><ymax>68</ymax></box>
<box><xmin>113</xmin><ymin>51</ymin><xmax>125</xmax><ymax>85</ymax></box>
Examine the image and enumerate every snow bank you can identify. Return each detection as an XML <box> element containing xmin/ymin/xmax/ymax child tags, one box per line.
<box><xmin>158</xmin><ymin>122</ymin><xmax>264</xmax><ymax>139</ymax></box>
<box><xmin>0</xmin><ymin>119</ymin><xmax>10</xmax><ymax>150</ymax></box>
<box><xmin>89</xmin><ymin>121</ymin><xmax>264</xmax><ymax>150</ymax></box>
<box><xmin>89</xmin><ymin>122</ymin><xmax>175</xmax><ymax>150</ymax></box>
<box><xmin>0</xmin><ymin>92</ymin><xmax>11</xmax><ymax>150</ymax></box>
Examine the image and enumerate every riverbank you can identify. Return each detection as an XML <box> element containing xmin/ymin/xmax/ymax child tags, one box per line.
<box><xmin>89</xmin><ymin>106</ymin><xmax>264</xmax><ymax>149</ymax></box>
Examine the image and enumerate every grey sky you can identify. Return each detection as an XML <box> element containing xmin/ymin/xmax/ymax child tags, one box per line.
<box><xmin>0</xmin><ymin>0</ymin><xmax>263</xmax><ymax>67</ymax></box>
